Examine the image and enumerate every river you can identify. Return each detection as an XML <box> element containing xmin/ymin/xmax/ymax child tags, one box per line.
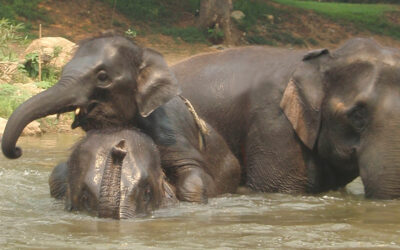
<box><xmin>0</xmin><ymin>133</ymin><xmax>399</xmax><ymax>249</ymax></box>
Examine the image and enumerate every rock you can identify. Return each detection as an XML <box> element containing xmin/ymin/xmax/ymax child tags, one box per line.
<box><xmin>210</xmin><ymin>44</ymin><xmax>227</xmax><ymax>50</ymax></box>
<box><xmin>0</xmin><ymin>118</ymin><xmax>6</xmax><ymax>137</ymax></box>
<box><xmin>231</xmin><ymin>10</ymin><xmax>245</xmax><ymax>22</ymax></box>
<box><xmin>22</xmin><ymin>120</ymin><xmax>42</xmax><ymax>136</ymax></box>
<box><xmin>0</xmin><ymin>62</ymin><xmax>18</xmax><ymax>84</ymax></box>
<box><xmin>24</xmin><ymin>37</ymin><xmax>77</xmax><ymax>69</ymax></box>
<box><xmin>266</xmin><ymin>15</ymin><xmax>274</xmax><ymax>23</ymax></box>
<box><xmin>0</xmin><ymin>118</ymin><xmax>42</xmax><ymax>137</ymax></box>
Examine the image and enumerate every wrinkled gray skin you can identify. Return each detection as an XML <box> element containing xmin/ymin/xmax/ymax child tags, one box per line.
<box><xmin>49</xmin><ymin>129</ymin><xmax>177</xmax><ymax>219</ymax></box>
<box><xmin>2</xmin><ymin>34</ymin><xmax>240</xmax><ymax>203</ymax></box>
<box><xmin>174</xmin><ymin>38</ymin><xmax>400</xmax><ymax>199</ymax></box>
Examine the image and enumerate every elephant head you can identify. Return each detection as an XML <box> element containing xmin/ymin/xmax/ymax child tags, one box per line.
<box><xmin>49</xmin><ymin>129</ymin><xmax>176</xmax><ymax>219</ymax></box>
<box><xmin>2</xmin><ymin>34</ymin><xmax>180</xmax><ymax>159</ymax></box>
<box><xmin>281</xmin><ymin>38</ymin><xmax>400</xmax><ymax>199</ymax></box>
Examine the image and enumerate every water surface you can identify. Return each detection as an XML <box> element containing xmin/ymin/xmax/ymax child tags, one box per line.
<box><xmin>1</xmin><ymin>133</ymin><xmax>399</xmax><ymax>249</ymax></box>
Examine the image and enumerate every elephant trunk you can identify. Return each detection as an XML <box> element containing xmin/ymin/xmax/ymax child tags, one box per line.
<box><xmin>1</xmin><ymin>80</ymin><xmax>86</xmax><ymax>159</ymax></box>
<box><xmin>98</xmin><ymin>140</ymin><xmax>127</xmax><ymax>219</ymax></box>
<box><xmin>360</xmin><ymin>123</ymin><xmax>400</xmax><ymax>199</ymax></box>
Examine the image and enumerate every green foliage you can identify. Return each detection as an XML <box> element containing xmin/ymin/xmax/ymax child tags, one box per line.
<box><xmin>310</xmin><ymin>0</ymin><xmax>399</xmax><ymax>3</ymax></box>
<box><xmin>186</xmin><ymin>0</ymin><xmax>201</xmax><ymax>13</ymax></box>
<box><xmin>97</xmin><ymin>0</ymin><xmax>204</xmax><ymax>43</ymax></box>
<box><xmin>271</xmin><ymin>32</ymin><xmax>306</xmax><ymax>46</ymax></box>
<box><xmin>112</xmin><ymin>20</ymin><xmax>125</xmax><ymax>28</ymax></box>
<box><xmin>0</xmin><ymin>0</ymin><xmax>49</xmax><ymax>22</ymax></box>
<box><xmin>19</xmin><ymin>52</ymin><xmax>60</xmax><ymax>87</ymax></box>
<box><xmin>233</xmin><ymin>0</ymin><xmax>284</xmax><ymax>32</ymax></box>
<box><xmin>246</xmin><ymin>35</ymin><xmax>277</xmax><ymax>46</ymax></box>
<box><xmin>125</xmin><ymin>28</ymin><xmax>137</xmax><ymax>39</ymax></box>
<box><xmin>99</xmin><ymin>0</ymin><xmax>200</xmax><ymax>23</ymax></box>
<box><xmin>160</xmin><ymin>26</ymin><xmax>207</xmax><ymax>43</ymax></box>
<box><xmin>35</xmin><ymin>81</ymin><xmax>54</xmax><ymax>89</ymax></box>
<box><xmin>52</xmin><ymin>46</ymin><xmax>62</xmax><ymax>58</ymax></box>
<box><xmin>21</xmin><ymin>52</ymin><xmax>40</xmax><ymax>78</ymax></box>
<box><xmin>100</xmin><ymin>0</ymin><xmax>171</xmax><ymax>23</ymax></box>
<box><xmin>307</xmin><ymin>37</ymin><xmax>319</xmax><ymax>46</ymax></box>
<box><xmin>207</xmin><ymin>27</ymin><xmax>224</xmax><ymax>44</ymax></box>
<box><xmin>0</xmin><ymin>84</ymin><xmax>31</xmax><ymax>118</ymax></box>
<box><xmin>0</xmin><ymin>18</ymin><xmax>26</xmax><ymax>61</ymax></box>
<box><xmin>0</xmin><ymin>2</ymin><xmax>14</xmax><ymax>20</ymax></box>
<box><xmin>273</xmin><ymin>0</ymin><xmax>400</xmax><ymax>40</ymax></box>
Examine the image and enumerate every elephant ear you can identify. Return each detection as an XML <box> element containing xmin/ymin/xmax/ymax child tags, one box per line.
<box><xmin>280</xmin><ymin>49</ymin><xmax>330</xmax><ymax>149</ymax></box>
<box><xmin>136</xmin><ymin>48</ymin><xmax>181</xmax><ymax>117</ymax></box>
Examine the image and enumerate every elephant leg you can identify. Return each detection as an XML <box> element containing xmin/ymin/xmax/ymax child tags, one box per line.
<box><xmin>244</xmin><ymin>114</ymin><xmax>309</xmax><ymax>193</ymax></box>
<box><xmin>174</xmin><ymin>166</ymin><xmax>214</xmax><ymax>203</ymax></box>
<box><xmin>49</xmin><ymin>162</ymin><xmax>68</xmax><ymax>199</ymax></box>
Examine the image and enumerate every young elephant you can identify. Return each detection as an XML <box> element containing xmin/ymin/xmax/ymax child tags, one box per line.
<box><xmin>3</xmin><ymin>34</ymin><xmax>240</xmax><ymax>203</ymax></box>
<box><xmin>49</xmin><ymin>129</ymin><xmax>177</xmax><ymax>219</ymax></box>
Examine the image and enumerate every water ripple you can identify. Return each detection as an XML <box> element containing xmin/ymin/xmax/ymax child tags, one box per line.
<box><xmin>0</xmin><ymin>133</ymin><xmax>400</xmax><ymax>249</ymax></box>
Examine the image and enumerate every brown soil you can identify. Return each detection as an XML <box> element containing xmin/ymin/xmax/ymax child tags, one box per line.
<box><xmin>34</xmin><ymin>0</ymin><xmax>214</xmax><ymax>65</ymax></box>
<box><xmin>27</xmin><ymin>0</ymin><xmax>400</xmax><ymax>59</ymax></box>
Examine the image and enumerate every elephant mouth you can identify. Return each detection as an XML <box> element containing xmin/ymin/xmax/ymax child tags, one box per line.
<box><xmin>71</xmin><ymin>101</ymin><xmax>99</xmax><ymax>129</ymax></box>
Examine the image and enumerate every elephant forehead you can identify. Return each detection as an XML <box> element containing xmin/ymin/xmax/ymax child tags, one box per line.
<box><xmin>84</xmin><ymin>149</ymin><xmax>142</xmax><ymax>198</ymax></box>
<box><xmin>84</xmin><ymin>149</ymin><xmax>108</xmax><ymax>195</ymax></box>
<box><xmin>64</xmin><ymin>55</ymin><xmax>102</xmax><ymax>72</ymax></box>
<box><xmin>120</xmin><ymin>156</ymin><xmax>141</xmax><ymax>200</ymax></box>
<box><xmin>377</xmin><ymin>89</ymin><xmax>400</xmax><ymax>116</ymax></box>
<box><xmin>340</xmin><ymin>50</ymin><xmax>400</xmax><ymax>68</ymax></box>
<box><xmin>121</xmin><ymin>153</ymin><xmax>141</xmax><ymax>187</ymax></box>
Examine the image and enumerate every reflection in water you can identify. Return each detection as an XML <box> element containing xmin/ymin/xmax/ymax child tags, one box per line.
<box><xmin>1</xmin><ymin>133</ymin><xmax>400</xmax><ymax>249</ymax></box>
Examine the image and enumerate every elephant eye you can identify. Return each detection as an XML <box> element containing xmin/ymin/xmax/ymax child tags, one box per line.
<box><xmin>97</xmin><ymin>71</ymin><xmax>109</xmax><ymax>82</ymax></box>
<box><xmin>347</xmin><ymin>104</ymin><xmax>368</xmax><ymax>132</ymax></box>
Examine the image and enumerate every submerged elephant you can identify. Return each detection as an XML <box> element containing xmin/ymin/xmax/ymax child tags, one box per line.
<box><xmin>2</xmin><ymin>33</ymin><xmax>240</xmax><ymax>203</ymax></box>
<box><xmin>174</xmin><ymin>38</ymin><xmax>400</xmax><ymax>199</ymax></box>
<box><xmin>49</xmin><ymin>129</ymin><xmax>177</xmax><ymax>219</ymax></box>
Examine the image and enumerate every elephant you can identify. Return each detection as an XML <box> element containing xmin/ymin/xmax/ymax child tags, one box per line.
<box><xmin>2</xmin><ymin>33</ymin><xmax>240</xmax><ymax>203</ymax></box>
<box><xmin>173</xmin><ymin>38</ymin><xmax>400</xmax><ymax>199</ymax></box>
<box><xmin>49</xmin><ymin>128</ymin><xmax>177</xmax><ymax>219</ymax></box>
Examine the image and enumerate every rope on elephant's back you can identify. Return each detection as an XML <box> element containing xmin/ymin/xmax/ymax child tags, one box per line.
<box><xmin>179</xmin><ymin>95</ymin><xmax>209</xmax><ymax>151</ymax></box>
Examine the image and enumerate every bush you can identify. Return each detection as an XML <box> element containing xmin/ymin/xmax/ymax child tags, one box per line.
<box><xmin>0</xmin><ymin>0</ymin><xmax>49</xmax><ymax>22</ymax></box>
<box><xmin>160</xmin><ymin>26</ymin><xmax>207</xmax><ymax>43</ymax></box>
<box><xmin>99</xmin><ymin>0</ymin><xmax>201</xmax><ymax>23</ymax></box>
<box><xmin>271</xmin><ymin>32</ymin><xmax>306</xmax><ymax>46</ymax></box>
<box><xmin>233</xmin><ymin>0</ymin><xmax>284</xmax><ymax>32</ymax></box>
<box><xmin>317</xmin><ymin>0</ymin><xmax>399</xmax><ymax>3</ymax></box>
<box><xmin>246</xmin><ymin>35</ymin><xmax>276</xmax><ymax>45</ymax></box>
<box><xmin>207</xmin><ymin>27</ymin><xmax>224</xmax><ymax>44</ymax></box>
<box><xmin>0</xmin><ymin>18</ymin><xmax>26</xmax><ymax>60</ymax></box>
<box><xmin>19</xmin><ymin>52</ymin><xmax>60</xmax><ymax>87</ymax></box>
<box><xmin>0</xmin><ymin>84</ymin><xmax>31</xmax><ymax>118</ymax></box>
<box><xmin>100</xmin><ymin>0</ymin><xmax>172</xmax><ymax>23</ymax></box>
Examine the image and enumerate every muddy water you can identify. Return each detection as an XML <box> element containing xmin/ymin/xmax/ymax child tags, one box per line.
<box><xmin>1</xmin><ymin>133</ymin><xmax>400</xmax><ymax>249</ymax></box>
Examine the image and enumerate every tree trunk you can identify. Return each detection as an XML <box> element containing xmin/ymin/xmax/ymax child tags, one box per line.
<box><xmin>197</xmin><ymin>0</ymin><xmax>233</xmax><ymax>45</ymax></box>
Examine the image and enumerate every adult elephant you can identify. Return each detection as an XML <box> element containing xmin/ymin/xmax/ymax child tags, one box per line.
<box><xmin>173</xmin><ymin>38</ymin><xmax>400</xmax><ymax>199</ymax></box>
<box><xmin>49</xmin><ymin>129</ymin><xmax>177</xmax><ymax>219</ymax></box>
<box><xmin>2</xmin><ymin>34</ymin><xmax>240</xmax><ymax>203</ymax></box>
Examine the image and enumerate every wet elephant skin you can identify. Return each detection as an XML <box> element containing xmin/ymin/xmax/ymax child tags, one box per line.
<box><xmin>2</xmin><ymin>34</ymin><xmax>241</xmax><ymax>203</ymax></box>
<box><xmin>174</xmin><ymin>38</ymin><xmax>400</xmax><ymax>199</ymax></box>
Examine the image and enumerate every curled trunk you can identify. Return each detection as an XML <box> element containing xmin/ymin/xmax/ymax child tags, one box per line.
<box><xmin>2</xmin><ymin>82</ymin><xmax>82</xmax><ymax>159</ymax></box>
<box><xmin>98</xmin><ymin>140</ymin><xmax>126</xmax><ymax>219</ymax></box>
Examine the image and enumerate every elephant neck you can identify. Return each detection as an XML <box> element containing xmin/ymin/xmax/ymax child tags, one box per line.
<box><xmin>136</xmin><ymin>106</ymin><xmax>177</xmax><ymax>147</ymax></box>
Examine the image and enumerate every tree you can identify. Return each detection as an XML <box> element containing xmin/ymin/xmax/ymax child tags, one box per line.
<box><xmin>197</xmin><ymin>0</ymin><xmax>234</xmax><ymax>44</ymax></box>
